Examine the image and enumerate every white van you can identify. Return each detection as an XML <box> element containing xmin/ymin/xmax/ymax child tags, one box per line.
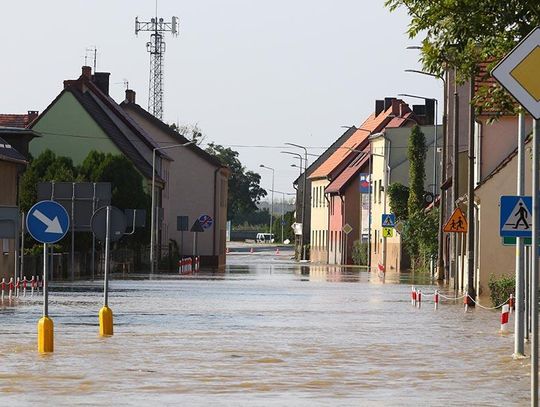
<box><xmin>256</xmin><ymin>233</ymin><xmax>275</xmax><ymax>243</ymax></box>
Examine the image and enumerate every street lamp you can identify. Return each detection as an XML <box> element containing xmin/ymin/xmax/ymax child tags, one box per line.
<box><xmin>405</xmin><ymin>68</ymin><xmax>448</xmax><ymax>283</ymax></box>
<box><xmin>259</xmin><ymin>164</ymin><xmax>275</xmax><ymax>238</ymax></box>
<box><xmin>284</xmin><ymin>143</ymin><xmax>309</xmax><ymax>260</ymax></box>
<box><xmin>151</xmin><ymin>140</ymin><xmax>195</xmax><ymax>274</ymax></box>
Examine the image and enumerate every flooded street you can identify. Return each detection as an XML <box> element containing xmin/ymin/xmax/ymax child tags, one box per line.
<box><xmin>0</xmin><ymin>250</ymin><xmax>531</xmax><ymax>406</ymax></box>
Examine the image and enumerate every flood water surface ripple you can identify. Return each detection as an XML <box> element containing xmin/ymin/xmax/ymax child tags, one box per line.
<box><xmin>0</xmin><ymin>256</ymin><xmax>531</xmax><ymax>406</ymax></box>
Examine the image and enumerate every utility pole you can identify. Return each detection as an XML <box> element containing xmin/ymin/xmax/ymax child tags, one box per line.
<box><xmin>452</xmin><ymin>69</ymin><xmax>460</xmax><ymax>292</ymax></box>
<box><xmin>466</xmin><ymin>77</ymin><xmax>475</xmax><ymax>305</ymax></box>
<box><xmin>135</xmin><ymin>13</ymin><xmax>179</xmax><ymax>119</ymax></box>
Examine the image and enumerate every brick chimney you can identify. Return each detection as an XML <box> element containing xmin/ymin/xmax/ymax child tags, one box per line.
<box><xmin>125</xmin><ymin>89</ymin><xmax>136</xmax><ymax>104</ymax></box>
<box><xmin>81</xmin><ymin>66</ymin><xmax>92</xmax><ymax>79</ymax></box>
<box><xmin>92</xmin><ymin>72</ymin><xmax>110</xmax><ymax>95</ymax></box>
<box><xmin>375</xmin><ymin>100</ymin><xmax>385</xmax><ymax>117</ymax></box>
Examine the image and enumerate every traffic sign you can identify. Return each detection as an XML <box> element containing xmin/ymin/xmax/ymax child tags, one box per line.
<box><xmin>492</xmin><ymin>27</ymin><xmax>540</xmax><ymax>119</ymax></box>
<box><xmin>27</xmin><ymin>200</ymin><xmax>69</xmax><ymax>244</ymax></box>
<box><xmin>91</xmin><ymin>206</ymin><xmax>127</xmax><ymax>242</ymax></box>
<box><xmin>359</xmin><ymin>173</ymin><xmax>370</xmax><ymax>193</ymax></box>
<box><xmin>342</xmin><ymin>223</ymin><xmax>353</xmax><ymax>235</ymax></box>
<box><xmin>198</xmin><ymin>214</ymin><xmax>213</xmax><ymax>229</ymax></box>
<box><xmin>500</xmin><ymin>195</ymin><xmax>533</xmax><ymax>237</ymax></box>
<box><xmin>382</xmin><ymin>227</ymin><xmax>394</xmax><ymax>238</ymax></box>
<box><xmin>502</xmin><ymin>236</ymin><xmax>532</xmax><ymax>246</ymax></box>
<box><xmin>191</xmin><ymin>219</ymin><xmax>204</xmax><ymax>233</ymax></box>
<box><xmin>382</xmin><ymin>213</ymin><xmax>395</xmax><ymax>228</ymax></box>
<box><xmin>394</xmin><ymin>220</ymin><xmax>404</xmax><ymax>235</ymax></box>
<box><xmin>443</xmin><ymin>208</ymin><xmax>467</xmax><ymax>233</ymax></box>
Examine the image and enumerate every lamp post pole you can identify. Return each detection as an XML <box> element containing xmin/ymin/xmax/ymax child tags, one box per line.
<box><xmin>150</xmin><ymin>141</ymin><xmax>195</xmax><ymax>274</ymax></box>
<box><xmin>259</xmin><ymin>165</ymin><xmax>275</xmax><ymax>238</ymax></box>
<box><xmin>285</xmin><ymin>143</ymin><xmax>309</xmax><ymax>260</ymax></box>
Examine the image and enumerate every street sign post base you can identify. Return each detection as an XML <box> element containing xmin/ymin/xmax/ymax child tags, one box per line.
<box><xmin>99</xmin><ymin>305</ymin><xmax>114</xmax><ymax>336</ymax></box>
<box><xmin>37</xmin><ymin>316</ymin><xmax>54</xmax><ymax>353</ymax></box>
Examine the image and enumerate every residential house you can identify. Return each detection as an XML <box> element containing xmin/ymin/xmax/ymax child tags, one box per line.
<box><xmin>0</xmin><ymin>137</ymin><xmax>27</xmax><ymax>280</ymax></box>
<box><xmin>308</xmin><ymin>97</ymin><xmax>416</xmax><ymax>263</ymax></box>
<box><xmin>29</xmin><ymin>66</ymin><xmax>228</xmax><ymax>270</ymax></box>
<box><xmin>120</xmin><ymin>90</ymin><xmax>229</xmax><ymax>267</ymax></box>
<box><xmin>292</xmin><ymin>126</ymin><xmax>358</xmax><ymax>259</ymax></box>
<box><xmin>370</xmin><ymin>123</ymin><xmax>441</xmax><ymax>272</ymax></box>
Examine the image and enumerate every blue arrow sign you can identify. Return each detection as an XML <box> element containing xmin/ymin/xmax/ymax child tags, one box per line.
<box><xmin>500</xmin><ymin>195</ymin><xmax>532</xmax><ymax>238</ymax></box>
<box><xmin>26</xmin><ymin>200</ymin><xmax>70</xmax><ymax>244</ymax></box>
<box><xmin>382</xmin><ymin>213</ymin><xmax>395</xmax><ymax>228</ymax></box>
<box><xmin>198</xmin><ymin>214</ymin><xmax>213</xmax><ymax>229</ymax></box>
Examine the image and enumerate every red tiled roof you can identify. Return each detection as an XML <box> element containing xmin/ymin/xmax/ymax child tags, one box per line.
<box><xmin>0</xmin><ymin>112</ymin><xmax>38</xmax><ymax>128</ymax></box>
<box><xmin>325</xmin><ymin>152</ymin><xmax>369</xmax><ymax>194</ymax></box>
<box><xmin>309</xmin><ymin>99</ymin><xmax>411</xmax><ymax>179</ymax></box>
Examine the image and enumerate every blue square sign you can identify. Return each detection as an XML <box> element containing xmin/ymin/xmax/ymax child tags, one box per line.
<box><xmin>500</xmin><ymin>195</ymin><xmax>532</xmax><ymax>238</ymax></box>
<box><xmin>382</xmin><ymin>213</ymin><xmax>395</xmax><ymax>228</ymax></box>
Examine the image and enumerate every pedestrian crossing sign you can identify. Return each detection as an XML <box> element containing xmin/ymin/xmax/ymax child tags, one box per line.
<box><xmin>381</xmin><ymin>213</ymin><xmax>395</xmax><ymax>228</ymax></box>
<box><xmin>443</xmin><ymin>208</ymin><xmax>467</xmax><ymax>233</ymax></box>
<box><xmin>500</xmin><ymin>195</ymin><xmax>532</xmax><ymax>237</ymax></box>
<box><xmin>382</xmin><ymin>227</ymin><xmax>394</xmax><ymax>238</ymax></box>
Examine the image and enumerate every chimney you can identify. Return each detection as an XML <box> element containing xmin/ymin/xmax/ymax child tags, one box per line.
<box><xmin>92</xmin><ymin>72</ymin><xmax>110</xmax><ymax>95</ymax></box>
<box><xmin>81</xmin><ymin>66</ymin><xmax>92</xmax><ymax>79</ymax></box>
<box><xmin>424</xmin><ymin>98</ymin><xmax>435</xmax><ymax>125</ymax></box>
<box><xmin>375</xmin><ymin>100</ymin><xmax>384</xmax><ymax>117</ymax></box>
<box><xmin>125</xmin><ymin>89</ymin><xmax>136</xmax><ymax>104</ymax></box>
<box><xmin>384</xmin><ymin>97</ymin><xmax>395</xmax><ymax>112</ymax></box>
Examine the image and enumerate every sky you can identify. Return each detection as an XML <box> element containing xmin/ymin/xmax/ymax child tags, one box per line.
<box><xmin>0</xmin><ymin>1</ymin><xmax>442</xmax><ymax>198</ymax></box>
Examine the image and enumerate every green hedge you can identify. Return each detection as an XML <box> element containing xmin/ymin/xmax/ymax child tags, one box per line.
<box><xmin>488</xmin><ymin>274</ymin><xmax>515</xmax><ymax>307</ymax></box>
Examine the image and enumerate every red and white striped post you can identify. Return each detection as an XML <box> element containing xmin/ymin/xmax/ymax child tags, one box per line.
<box><xmin>23</xmin><ymin>276</ymin><xmax>27</xmax><ymax>297</ymax></box>
<box><xmin>15</xmin><ymin>277</ymin><xmax>20</xmax><ymax>298</ymax></box>
<box><xmin>509</xmin><ymin>294</ymin><xmax>514</xmax><ymax>315</ymax></box>
<box><xmin>434</xmin><ymin>290</ymin><xmax>439</xmax><ymax>310</ymax></box>
<box><xmin>30</xmin><ymin>276</ymin><xmax>35</xmax><ymax>296</ymax></box>
<box><xmin>411</xmin><ymin>286</ymin><xmax>416</xmax><ymax>306</ymax></box>
<box><xmin>1</xmin><ymin>277</ymin><xmax>5</xmax><ymax>301</ymax></box>
<box><xmin>417</xmin><ymin>289</ymin><xmax>422</xmax><ymax>308</ymax></box>
<box><xmin>8</xmin><ymin>277</ymin><xmax>14</xmax><ymax>300</ymax></box>
<box><xmin>501</xmin><ymin>304</ymin><xmax>510</xmax><ymax>332</ymax></box>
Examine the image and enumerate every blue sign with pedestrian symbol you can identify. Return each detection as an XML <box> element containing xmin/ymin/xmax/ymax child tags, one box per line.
<box><xmin>382</xmin><ymin>213</ymin><xmax>395</xmax><ymax>228</ymax></box>
<box><xmin>500</xmin><ymin>195</ymin><xmax>532</xmax><ymax>238</ymax></box>
<box><xmin>198</xmin><ymin>214</ymin><xmax>213</xmax><ymax>229</ymax></box>
<box><xmin>26</xmin><ymin>200</ymin><xmax>70</xmax><ymax>244</ymax></box>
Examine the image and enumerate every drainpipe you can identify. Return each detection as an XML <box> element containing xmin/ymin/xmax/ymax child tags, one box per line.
<box><xmin>452</xmin><ymin>69</ymin><xmax>460</xmax><ymax>292</ymax></box>
<box><xmin>466</xmin><ymin>77</ymin><xmax>476</xmax><ymax>306</ymax></box>
<box><xmin>213</xmin><ymin>167</ymin><xmax>219</xmax><ymax>262</ymax></box>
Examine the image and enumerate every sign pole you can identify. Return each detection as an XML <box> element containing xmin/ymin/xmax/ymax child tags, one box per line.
<box><xmin>37</xmin><ymin>242</ymin><xmax>53</xmax><ymax>353</ymax></box>
<box><xmin>99</xmin><ymin>205</ymin><xmax>113</xmax><ymax>336</ymax></box>
<box><xmin>532</xmin><ymin>119</ymin><xmax>539</xmax><ymax>407</ymax></box>
<box><xmin>515</xmin><ymin>112</ymin><xmax>526</xmax><ymax>357</ymax></box>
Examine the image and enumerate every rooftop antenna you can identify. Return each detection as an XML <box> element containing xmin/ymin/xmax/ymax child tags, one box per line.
<box><xmin>135</xmin><ymin>1</ymin><xmax>179</xmax><ymax>120</ymax></box>
<box><xmin>85</xmin><ymin>47</ymin><xmax>97</xmax><ymax>71</ymax></box>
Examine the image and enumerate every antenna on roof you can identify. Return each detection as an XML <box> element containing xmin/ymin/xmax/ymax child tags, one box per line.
<box><xmin>85</xmin><ymin>46</ymin><xmax>97</xmax><ymax>71</ymax></box>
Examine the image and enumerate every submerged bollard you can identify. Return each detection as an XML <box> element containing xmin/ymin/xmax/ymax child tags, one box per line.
<box><xmin>411</xmin><ymin>286</ymin><xmax>416</xmax><ymax>306</ymax></box>
<box><xmin>8</xmin><ymin>277</ymin><xmax>14</xmax><ymax>300</ymax></box>
<box><xmin>15</xmin><ymin>277</ymin><xmax>20</xmax><ymax>298</ymax></box>
<box><xmin>434</xmin><ymin>290</ymin><xmax>439</xmax><ymax>310</ymax></box>
<box><xmin>30</xmin><ymin>276</ymin><xmax>35</xmax><ymax>296</ymax></box>
<box><xmin>417</xmin><ymin>290</ymin><xmax>422</xmax><ymax>308</ymax></box>
<box><xmin>23</xmin><ymin>276</ymin><xmax>27</xmax><ymax>297</ymax></box>
<box><xmin>1</xmin><ymin>278</ymin><xmax>5</xmax><ymax>301</ymax></box>
<box><xmin>501</xmin><ymin>304</ymin><xmax>510</xmax><ymax>333</ymax></box>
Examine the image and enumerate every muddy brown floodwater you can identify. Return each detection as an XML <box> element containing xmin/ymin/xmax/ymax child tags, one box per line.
<box><xmin>0</xmin><ymin>251</ymin><xmax>531</xmax><ymax>406</ymax></box>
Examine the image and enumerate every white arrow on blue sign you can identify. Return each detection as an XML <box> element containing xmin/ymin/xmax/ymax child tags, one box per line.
<box><xmin>26</xmin><ymin>200</ymin><xmax>70</xmax><ymax>244</ymax></box>
<box><xmin>500</xmin><ymin>195</ymin><xmax>533</xmax><ymax>238</ymax></box>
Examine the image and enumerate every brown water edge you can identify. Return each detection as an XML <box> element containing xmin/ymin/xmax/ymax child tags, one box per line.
<box><xmin>0</xmin><ymin>259</ymin><xmax>531</xmax><ymax>406</ymax></box>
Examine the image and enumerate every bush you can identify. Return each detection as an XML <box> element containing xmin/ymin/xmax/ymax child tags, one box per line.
<box><xmin>488</xmin><ymin>274</ymin><xmax>515</xmax><ymax>307</ymax></box>
<box><xmin>352</xmin><ymin>240</ymin><xmax>368</xmax><ymax>266</ymax></box>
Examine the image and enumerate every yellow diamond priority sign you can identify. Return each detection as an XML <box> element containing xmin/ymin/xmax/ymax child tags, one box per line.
<box><xmin>492</xmin><ymin>27</ymin><xmax>540</xmax><ymax>119</ymax></box>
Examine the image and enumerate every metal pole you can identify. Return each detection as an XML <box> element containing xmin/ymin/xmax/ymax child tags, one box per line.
<box><xmin>281</xmin><ymin>193</ymin><xmax>284</xmax><ymax>243</ymax></box>
<box><xmin>20</xmin><ymin>212</ymin><xmax>24</xmax><ymax>278</ymax></box>
<box><xmin>452</xmin><ymin>73</ymin><xmax>460</xmax><ymax>292</ymax></box>
<box><xmin>91</xmin><ymin>183</ymin><xmax>96</xmax><ymax>281</ymax></box>
<box><xmin>103</xmin><ymin>206</ymin><xmax>111</xmax><ymax>307</ymax></box>
<box><xmin>150</xmin><ymin>149</ymin><xmax>156</xmax><ymax>274</ymax></box>
<box><xmin>368</xmin><ymin>153</ymin><xmax>372</xmax><ymax>271</ymax></box>
<box><xmin>382</xmin><ymin>145</ymin><xmax>388</xmax><ymax>273</ymax></box>
<box><xmin>43</xmin><ymin>243</ymin><xmax>48</xmax><ymax>317</ymax></box>
<box><xmin>525</xmin><ymin>244</ymin><xmax>530</xmax><ymax>342</ymax></box>
<box><xmin>71</xmin><ymin>182</ymin><xmax>75</xmax><ymax>281</ymax></box>
<box><xmin>433</xmin><ymin>99</ymin><xmax>438</xmax><ymax>195</ymax></box>
<box><xmin>466</xmin><ymin>78</ymin><xmax>476</xmax><ymax>305</ymax></box>
<box><xmin>515</xmin><ymin>112</ymin><xmax>526</xmax><ymax>357</ymax></box>
<box><xmin>302</xmin><ymin>158</ymin><xmax>307</xmax><ymax>260</ymax></box>
<box><xmin>438</xmin><ymin>74</ymin><xmax>448</xmax><ymax>281</ymax></box>
<box><xmin>531</xmin><ymin>118</ymin><xmax>539</xmax><ymax>407</ymax></box>
<box><xmin>270</xmin><ymin>168</ymin><xmax>274</xmax><ymax>237</ymax></box>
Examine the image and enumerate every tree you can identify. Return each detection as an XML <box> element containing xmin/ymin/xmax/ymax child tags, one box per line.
<box><xmin>407</xmin><ymin>125</ymin><xmax>427</xmax><ymax>216</ymax></box>
<box><xmin>384</xmin><ymin>1</ymin><xmax>540</xmax><ymax>116</ymax></box>
<box><xmin>387</xmin><ymin>182</ymin><xmax>409</xmax><ymax>221</ymax></box>
<box><xmin>205</xmin><ymin>143</ymin><xmax>267</xmax><ymax>220</ymax></box>
<box><xmin>169</xmin><ymin>122</ymin><xmax>205</xmax><ymax>145</ymax></box>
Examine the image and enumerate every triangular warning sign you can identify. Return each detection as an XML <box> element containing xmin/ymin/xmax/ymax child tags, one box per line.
<box><xmin>443</xmin><ymin>208</ymin><xmax>467</xmax><ymax>233</ymax></box>
<box><xmin>190</xmin><ymin>219</ymin><xmax>204</xmax><ymax>233</ymax></box>
<box><xmin>501</xmin><ymin>198</ymin><xmax>532</xmax><ymax>232</ymax></box>
<box><xmin>383</xmin><ymin>217</ymin><xmax>392</xmax><ymax>226</ymax></box>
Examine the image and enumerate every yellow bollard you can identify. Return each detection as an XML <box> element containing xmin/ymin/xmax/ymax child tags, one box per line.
<box><xmin>99</xmin><ymin>306</ymin><xmax>113</xmax><ymax>336</ymax></box>
<box><xmin>37</xmin><ymin>316</ymin><xmax>54</xmax><ymax>353</ymax></box>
